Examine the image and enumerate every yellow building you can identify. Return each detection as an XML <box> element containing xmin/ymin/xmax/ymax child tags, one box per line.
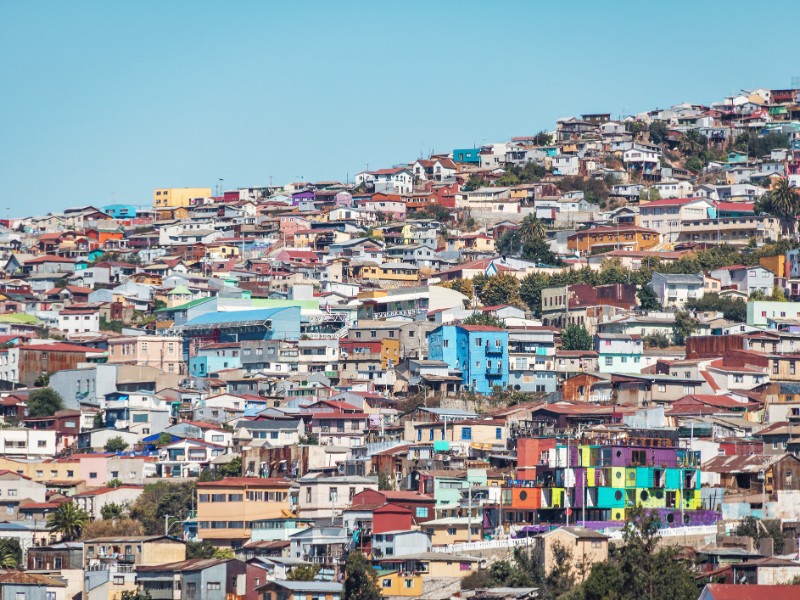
<box><xmin>381</xmin><ymin>338</ymin><xmax>400</xmax><ymax>369</ymax></box>
<box><xmin>377</xmin><ymin>552</ymin><xmax>480</xmax><ymax>579</ymax></box>
<box><xmin>196</xmin><ymin>477</ymin><xmax>293</xmax><ymax>545</ymax></box>
<box><xmin>84</xmin><ymin>535</ymin><xmax>186</xmax><ymax>567</ymax></box>
<box><xmin>153</xmin><ymin>187</ymin><xmax>212</xmax><ymax>208</ymax></box>
<box><xmin>760</xmin><ymin>254</ymin><xmax>786</xmax><ymax>278</ymax></box>
<box><xmin>421</xmin><ymin>517</ymin><xmax>482</xmax><ymax>545</ymax></box>
<box><xmin>376</xmin><ymin>570</ymin><xmax>423</xmax><ymax>597</ymax></box>
<box><xmin>350</xmin><ymin>262</ymin><xmax>419</xmax><ymax>282</ymax></box>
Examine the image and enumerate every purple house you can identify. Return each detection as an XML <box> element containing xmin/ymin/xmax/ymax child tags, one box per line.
<box><xmin>291</xmin><ymin>188</ymin><xmax>315</xmax><ymax>206</ymax></box>
<box><xmin>335</xmin><ymin>191</ymin><xmax>353</xmax><ymax>207</ymax></box>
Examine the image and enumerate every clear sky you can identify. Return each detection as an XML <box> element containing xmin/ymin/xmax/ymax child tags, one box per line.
<box><xmin>2</xmin><ymin>0</ymin><xmax>800</xmax><ymax>215</ymax></box>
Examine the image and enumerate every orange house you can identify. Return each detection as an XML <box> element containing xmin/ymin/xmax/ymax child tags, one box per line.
<box><xmin>567</xmin><ymin>225</ymin><xmax>659</xmax><ymax>255</ymax></box>
<box><xmin>85</xmin><ymin>228</ymin><xmax>124</xmax><ymax>246</ymax></box>
<box><xmin>516</xmin><ymin>438</ymin><xmax>557</xmax><ymax>480</ymax></box>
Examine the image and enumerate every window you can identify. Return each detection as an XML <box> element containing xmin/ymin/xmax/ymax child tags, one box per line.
<box><xmin>207</xmin><ymin>583</ymin><xmax>221</xmax><ymax>591</ymax></box>
<box><xmin>496</xmin><ymin>428</ymin><xmax>502</xmax><ymax>440</ymax></box>
<box><xmin>37</xmin><ymin>440</ymin><xmax>47</xmax><ymax>447</ymax></box>
<box><xmin>416</xmin><ymin>507</ymin><xmax>428</xmax><ymax>518</ymax></box>
<box><xmin>382</xmin><ymin>579</ymin><xmax>392</xmax><ymax>588</ymax></box>
<box><xmin>461</xmin><ymin>427</ymin><xmax>472</xmax><ymax>441</ymax></box>
<box><xmin>7</xmin><ymin>489</ymin><xmax>16</xmax><ymax>497</ymax></box>
<box><xmin>657</xmin><ymin>384</ymin><xmax>666</xmax><ymax>393</ymax></box>
<box><xmin>475</xmin><ymin>337</ymin><xmax>482</xmax><ymax>347</ymax></box>
<box><xmin>605</xmin><ymin>357</ymin><xmax>613</xmax><ymax>366</ymax></box>
<box><xmin>329</xmin><ymin>487</ymin><xmax>338</xmax><ymax>502</ymax></box>
<box><xmin>113</xmin><ymin>576</ymin><xmax>125</xmax><ymax>585</ymax></box>
<box><xmin>447</xmin><ymin>527</ymin><xmax>457</xmax><ymax>535</ymax></box>
<box><xmin>404</xmin><ymin>579</ymin><xmax>414</xmax><ymax>588</ymax></box>
<box><xmin>89</xmin><ymin>472</ymin><xmax>97</xmax><ymax>479</ymax></box>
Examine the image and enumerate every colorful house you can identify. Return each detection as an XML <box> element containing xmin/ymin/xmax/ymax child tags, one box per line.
<box><xmin>428</xmin><ymin>324</ymin><xmax>509</xmax><ymax>394</ymax></box>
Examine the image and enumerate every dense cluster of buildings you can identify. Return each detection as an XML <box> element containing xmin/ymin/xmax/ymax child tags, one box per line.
<box><xmin>2</xmin><ymin>86</ymin><xmax>800</xmax><ymax>599</ymax></box>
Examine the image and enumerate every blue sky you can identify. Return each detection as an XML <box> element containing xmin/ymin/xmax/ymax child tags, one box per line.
<box><xmin>1</xmin><ymin>0</ymin><xmax>799</xmax><ymax>215</ymax></box>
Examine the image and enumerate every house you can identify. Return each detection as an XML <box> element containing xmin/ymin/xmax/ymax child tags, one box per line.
<box><xmin>639</xmin><ymin>197</ymin><xmax>713</xmax><ymax>242</ymax></box>
<box><xmin>72</xmin><ymin>485</ymin><xmax>143</xmax><ymax>520</ymax></box>
<box><xmin>196</xmin><ymin>477</ymin><xmax>293</xmax><ymax>547</ymax></box>
<box><xmin>539</xmin><ymin>527</ymin><xmax>608</xmax><ymax>582</ymax></box>
<box><xmin>566</xmin><ymin>225</ymin><xmax>659</xmax><ymax>256</ymax></box>
<box><xmin>0</xmin><ymin>572</ymin><xmax>66</xmax><ymax>600</ymax></box>
<box><xmin>595</xmin><ymin>334</ymin><xmax>643</xmax><ymax>373</ymax></box>
<box><xmin>649</xmin><ymin>273</ymin><xmax>704</xmax><ymax>308</ymax></box>
<box><xmin>295</xmin><ymin>474</ymin><xmax>379</xmax><ymax>519</ymax></box>
<box><xmin>372</xmin><ymin>529</ymin><xmax>431</xmax><ymax>558</ymax></box>
<box><xmin>137</xmin><ymin>558</ymin><xmax>247</xmax><ymax>600</ymax></box>
<box><xmin>58</xmin><ymin>307</ymin><xmax>100</xmax><ymax>335</ymax></box>
<box><xmin>107</xmin><ymin>336</ymin><xmax>184</xmax><ymax>375</ymax></box>
<box><xmin>83</xmin><ymin>535</ymin><xmax>186</xmax><ymax>568</ymax></box>
<box><xmin>256</xmin><ymin>580</ymin><xmax>342</xmax><ymax>600</ymax></box>
<box><xmin>428</xmin><ymin>324</ymin><xmax>509</xmax><ymax>395</ymax></box>
<box><xmin>710</xmin><ymin>265</ymin><xmax>774</xmax><ymax>296</ymax></box>
<box><xmin>698</xmin><ymin>584</ymin><xmax>800</xmax><ymax>600</ymax></box>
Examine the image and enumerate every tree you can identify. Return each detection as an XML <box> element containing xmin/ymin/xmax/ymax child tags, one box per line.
<box><xmin>217</xmin><ymin>456</ymin><xmax>242</xmax><ymax>478</ymax></box>
<box><xmin>679</xmin><ymin>130</ymin><xmax>707</xmax><ymax>156</ymax></box>
<box><xmin>758</xmin><ymin>179</ymin><xmax>800</xmax><ymax>239</ymax></box>
<box><xmin>672</xmin><ymin>310</ymin><xmax>698</xmax><ymax>346</ymax></box>
<box><xmin>121</xmin><ymin>591</ymin><xmax>152</xmax><ymax>600</ymax></box>
<box><xmin>571</xmin><ymin>507</ymin><xmax>697</xmax><ymax>600</ymax></box>
<box><xmin>643</xmin><ymin>333</ymin><xmax>671</xmax><ymax>349</ymax></box>
<box><xmin>82</xmin><ymin>518</ymin><xmax>144</xmax><ymax>540</ymax></box>
<box><xmin>299</xmin><ymin>433</ymin><xmax>319</xmax><ymax>445</ymax></box>
<box><xmin>522</xmin><ymin>237</ymin><xmax>561</xmax><ymax>265</ymax></box>
<box><xmin>129</xmin><ymin>481</ymin><xmax>196</xmax><ymax>536</ymax></box>
<box><xmin>546</xmin><ymin>541</ymin><xmax>577</xmax><ymax>597</ymax></box>
<box><xmin>26</xmin><ymin>387</ymin><xmax>65</xmax><ymax>418</ymax></box>
<box><xmin>342</xmin><ymin>551</ymin><xmax>381</xmax><ymax>600</ymax></box>
<box><xmin>288</xmin><ymin>564</ymin><xmax>321</xmax><ymax>581</ymax></box>
<box><xmin>686</xmin><ymin>293</ymin><xmax>747</xmax><ymax>322</ymax></box>
<box><xmin>463</xmin><ymin>312</ymin><xmax>505</xmax><ymax>328</ymax></box>
<box><xmin>47</xmin><ymin>502</ymin><xmax>90</xmax><ymax>541</ymax></box>
<box><xmin>186</xmin><ymin>541</ymin><xmax>217</xmax><ymax>559</ymax></box>
<box><xmin>0</xmin><ymin>539</ymin><xmax>21</xmax><ymax>569</ymax></box>
<box><xmin>562</xmin><ymin>324</ymin><xmax>593</xmax><ymax>351</ymax></box>
<box><xmin>533</xmin><ymin>130</ymin><xmax>553</xmax><ymax>146</ymax></box>
<box><xmin>156</xmin><ymin>432</ymin><xmax>174</xmax><ymax>446</ymax></box>
<box><xmin>437</xmin><ymin>278</ymin><xmax>474</xmax><ymax>300</ymax></box>
<box><xmin>648</xmin><ymin>121</ymin><xmax>669</xmax><ymax>145</ymax></box>
<box><xmin>34</xmin><ymin>373</ymin><xmax>50</xmax><ymax>387</ymax></box>
<box><xmin>519</xmin><ymin>213</ymin><xmax>548</xmax><ymax>244</ymax></box>
<box><xmin>93</xmin><ymin>411</ymin><xmax>105</xmax><ymax>429</ymax></box>
<box><xmin>735</xmin><ymin>516</ymin><xmax>785</xmax><ymax>554</ymax></box>
<box><xmin>477</xmin><ymin>274</ymin><xmax>522</xmax><ymax>308</ymax></box>
<box><xmin>104</xmin><ymin>436</ymin><xmax>129</xmax><ymax>453</ymax></box>
<box><xmin>100</xmin><ymin>502</ymin><xmax>125</xmax><ymax>520</ymax></box>
<box><xmin>377</xmin><ymin>471</ymin><xmax>392</xmax><ymax>491</ymax></box>
<box><xmin>770</xmin><ymin>286</ymin><xmax>788</xmax><ymax>301</ymax></box>
<box><xmin>637</xmin><ymin>285</ymin><xmax>662</xmax><ymax>311</ymax></box>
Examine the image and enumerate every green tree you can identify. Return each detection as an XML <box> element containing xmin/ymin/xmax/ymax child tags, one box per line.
<box><xmin>0</xmin><ymin>539</ymin><xmax>22</xmax><ymax>569</ymax></box>
<box><xmin>299</xmin><ymin>433</ymin><xmax>319</xmax><ymax>445</ymax></box>
<box><xmin>546</xmin><ymin>541</ymin><xmax>577</xmax><ymax>597</ymax></box>
<box><xmin>47</xmin><ymin>502</ymin><xmax>90</xmax><ymax>541</ymax></box>
<box><xmin>477</xmin><ymin>274</ymin><xmax>522</xmax><ymax>307</ymax></box>
<box><xmin>758</xmin><ymin>179</ymin><xmax>800</xmax><ymax>239</ymax></box>
<box><xmin>129</xmin><ymin>481</ymin><xmax>196</xmax><ymax>536</ymax></box>
<box><xmin>637</xmin><ymin>285</ymin><xmax>662</xmax><ymax>311</ymax></box>
<box><xmin>93</xmin><ymin>411</ymin><xmax>105</xmax><ymax>429</ymax></box>
<box><xmin>121</xmin><ymin>591</ymin><xmax>152</xmax><ymax>600</ymax></box>
<box><xmin>522</xmin><ymin>237</ymin><xmax>561</xmax><ymax>265</ymax></box>
<box><xmin>437</xmin><ymin>278</ymin><xmax>474</xmax><ymax>300</ymax></box>
<box><xmin>648</xmin><ymin>121</ymin><xmax>669</xmax><ymax>145</ymax></box>
<box><xmin>26</xmin><ymin>387</ymin><xmax>65</xmax><ymax>418</ymax></box>
<box><xmin>672</xmin><ymin>310</ymin><xmax>698</xmax><ymax>346</ymax></box>
<box><xmin>735</xmin><ymin>516</ymin><xmax>785</xmax><ymax>554</ymax></box>
<box><xmin>218</xmin><ymin>456</ymin><xmax>242</xmax><ymax>478</ymax></box>
<box><xmin>34</xmin><ymin>373</ymin><xmax>50</xmax><ymax>387</ymax></box>
<box><xmin>463</xmin><ymin>312</ymin><xmax>505</xmax><ymax>328</ymax></box>
<box><xmin>156</xmin><ymin>432</ymin><xmax>174</xmax><ymax>446</ymax></box>
<box><xmin>533</xmin><ymin>131</ymin><xmax>553</xmax><ymax>146</ymax></box>
<box><xmin>519</xmin><ymin>213</ymin><xmax>548</xmax><ymax>244</ymax></box>
<box><xmin>104</xmin><ymin>436</ymin><xmax>129</xmax><ymax>453</ymax></box>
<box><xmin>101</xmin><ymin>502</ymin><xmax>125</xmax><ymax>520</ymax></box>
<box><xmin>686</xmin><ymin>293</ymin><xmax>747</xmax><ymax>322</ymax></box>
<box><xmin>770</xmin><ymin>286</ymin><xmax>788</xmax><ymax>301</ymax></box>
<box><xmin>643</xmin><ymin>333</ymin><xmax>671</xmax><ymax>349</ymax></box>
<box><xmin>288</xmin><ymin>564</ymin><xmax>321</xmax><ymax>581</ymax></box>
<box><xmin>186</xmin><ymin>541</ymin><xmax>217</xmax><ymax>559</ymax></box>
<box><xmin>679</xmin><ymin>130</ymin><xmax>707</xmax><ymax>156</ymax></box>
<box><xmin>562</xmin><ymin>324</ymin><xmax>593</xmax><ymax>351</ymax></box>
<box><xmin>378</xmin><ymin>471</ymin><xmax>392</xmax><ymax>491</ymax></box>
<box><xmin>342</xmin><ymin>551</ymin><xmax>381</xmax><ymax>600</ymax></box>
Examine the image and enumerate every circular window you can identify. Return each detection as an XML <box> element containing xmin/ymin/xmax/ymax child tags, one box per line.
<box><xmin>640</xmin><ymin>491</ymin><xmax>649</xmax><ymax>501</ymax></box>
<box><xmin>615</xmin><ymin>511</ymin><xmax>622</xmax><ymax>519</ymax></box>
<box><xmin>667</xmin><ymin>513</ymin><xmax>674</xmax><ymax>523</ymax></box>
<box><xmin>520</xmin><ymin>491</ymin><xmax>527</xmax><ymax>501</ymax></box>
<box><xmin>614</xmin><ymin>490</ymin><xmax>622</xmax><ymax>501</ymax></box>
<box><xmin>616</xmin><ymin>451</ymin><xmax>622</xmax><ymax>457</ymax></box>
<box><xmin>656</xmin><ymin>490</ymin><xmax>664</xmax><ymax>499</ymax></box>
<box><xmin>514</xmin><ymin>385</ymin><xmax>521</xmax><ymax>391</ymax></box>
<box><xmin>615</xmin><ymin>471</ymin><xmax>622</xmax><ymax>479</ymax></box>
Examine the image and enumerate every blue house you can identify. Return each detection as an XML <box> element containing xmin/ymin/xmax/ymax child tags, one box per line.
<box><xmin>188</xmin><ymin>342</ymin><xmax>242</xmax><ymax>377</ymax></box>
<box><xmin>428</xmin><ymin>324</ymin><xmax>508</xmax><ymax>395</ymax></box>
<box><xmin>103</xmin><ymin>204</ymin><xmax>138</xmax><ymax>219</ymax></box>
<box><xmin>452</xmin><ymin>148</ymin><xmax>481</xmax><ymax>164</ymax></box>
<box><xmin>156</xmin><ymin>297</ymin><xmax>217</xmax><ymax>327</ymax></box>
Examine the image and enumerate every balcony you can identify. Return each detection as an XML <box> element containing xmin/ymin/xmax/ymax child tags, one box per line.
<box><xmin>485</xmin><ymin>344</ymin><xmax>503</xmax><ymax>355</ymax></box>
<box><xmin>486</xmin><ymin>368</ymin><xmax>503</xmax><ymax>378</ymax></box>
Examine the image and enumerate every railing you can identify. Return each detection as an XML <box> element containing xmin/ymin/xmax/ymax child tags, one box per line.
<box><xmin>432</xmin><ymin>537</ymin><xmax>533</xmax><ymax>553</ymax></box>
<box><xmin>373</xmin><ymin>308</ymin><xmax>427</xmax><ymax>318</ymax></box>
<box><xmin>605</xmin><ymin>525</ymin><xmax>716</xmax><ymax>541</ymax></box>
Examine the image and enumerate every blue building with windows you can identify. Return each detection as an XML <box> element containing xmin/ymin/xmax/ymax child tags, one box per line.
<box><xmin>428</xmin><ymin>324</ymin><xmax>508</xmax><ymax>395</ymax></box>
<box><xmin>102</xmin><ymin>204</ymin><xmax>138</xmax><ymax>219</ymax></box>
<box><xmin>452</xmin><ymin>148</ymin><xmax>481</xmax><ymax>164</ymax></box>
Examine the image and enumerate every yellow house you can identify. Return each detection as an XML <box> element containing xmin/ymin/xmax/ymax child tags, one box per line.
<box><xmin>376</xmin><ymin>570</ymin><xmax>423</xmax><ymax>597</ymax></box>
<box><xmin>541</xmin><ymin>526</ymin><xmax>609</xmax><ymax>582</ymax></box>
<box><xmin>449</xmin><ymin>420</ymin><xmax>508</xmax><ymax>445</ymax></box>
<box><xmin>153</xmin><ymin>187</ymin><xmax>212</xmax><ymax>208</ymax></box>
<box><xmin>421</xmin><ymin>517</ymin><xmax>482</xmax><ymax>545</ymax></box>
<box><xmin>84</xmin><ymin>535</ymin><xmax>186</xmax><ymax>567</ymax></box>
<box><xmin>381</xmin><ymin>338</ymin><xmax>400</xmax><ymax>369</ymax></box>
<box><xmin>350</xmin><ymin>262</ymin><xmax>419</xmax><ymax>282</ymax></box>
<box><xmin>760</xmin><ymin>254</ymin><xmax>786</xmax><ymax>278</ymax></box>
<box><xmin>196</xmin><ymin>477</ymin><xmax>293</xmax><ymax>545</ymax></box>
<box><xmin>377</xmin><ymin>552</ymin><xmax>480</xmax><ymax>579</ymax></box>
<box><xmin>0</xmin><ymin>457</ymin><xmax>82</xmax><ymax>484</ymax></box>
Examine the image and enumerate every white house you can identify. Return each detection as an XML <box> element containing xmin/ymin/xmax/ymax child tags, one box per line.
<box><xmin>58</xmin><ymin>308</ymin><xmax>100</xmax><ymax>335</ymax></box>
<box><xmin>595</xmin><ymin>334</ymin><xmax>643</xmax><ymax>373</ymax></box>
<box><xmin>356</xmin><ymin>168</ymin><xmax>413</xmax><ymax>194</ymax></box>
<box><xmin>649</xmin><ymin>273</ymin><xmax>704</xmax><ymax>308</ymax></box>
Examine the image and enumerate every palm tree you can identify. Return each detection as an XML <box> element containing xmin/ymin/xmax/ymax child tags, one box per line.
<box><xmin>47</xmin><ymin>503</ymin><xmax>90</xmax><ymax>541</ymax></box>
<box><xmin>763</xmin><ymin>178</ymin><xmax>800</xmax><ymax>240</ymax></box>
<box><xmin>0</xmin><ymin>548</ymin><xmax>18</xmax><ymax>569</ymax></box>
<box><xmin>679</xmin><ymin>130</ymin><xmax>707</xmax><ymax>156</ymax></box>
<box><xmin>519</xmin><ymin>214</ymin><xmax>547</xmax><ymax>244</ymax></box>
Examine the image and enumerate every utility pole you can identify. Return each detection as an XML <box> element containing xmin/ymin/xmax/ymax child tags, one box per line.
<box><xmin>467</xmin><ymin>482</ymin><xmax>473</xmax><ymax>543</ymax></box>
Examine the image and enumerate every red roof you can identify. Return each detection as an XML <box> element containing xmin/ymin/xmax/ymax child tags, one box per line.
<box><xmin>21</xmin><ymin>343</ymin><xmax>94</xmax><ymax>353</ymax></box>
<box><xmin>458</xmin><ymin>325</ymin><xmax>505</xmax><ymax>332</ymax></box>
<box><xmin>715</xmin><ymin>202</ymin><xmax>754</xmax><ymax>213</ymax></box>
<box><xmin>74</xmin><ymin>485</ymin><xmax>143</xmax><ymax>497</ymax></box>
<box><xmin>24</xmin><ymin>255</ymin><xmax>75</xmax><ymax>264</ymax></box>
<box><xmin>197</xmin><ymin>477</ymin><xmax>292</xmax><ymax>489</ymax></box>
<box><xmin>310</xmin><ymin>412</ymin><xmax>368</xmax><ymax>420</ymax></box>
<box><xmin>699</xmin><ymin>584</ymin><xmax>800</xmax><ymax>600</ymax></box>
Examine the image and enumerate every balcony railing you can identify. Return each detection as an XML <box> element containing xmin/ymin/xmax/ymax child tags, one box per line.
<box><xmin>373</xmin><ymin>308</ymin><xmax>427</xmax><ymax>318</ymax></box>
